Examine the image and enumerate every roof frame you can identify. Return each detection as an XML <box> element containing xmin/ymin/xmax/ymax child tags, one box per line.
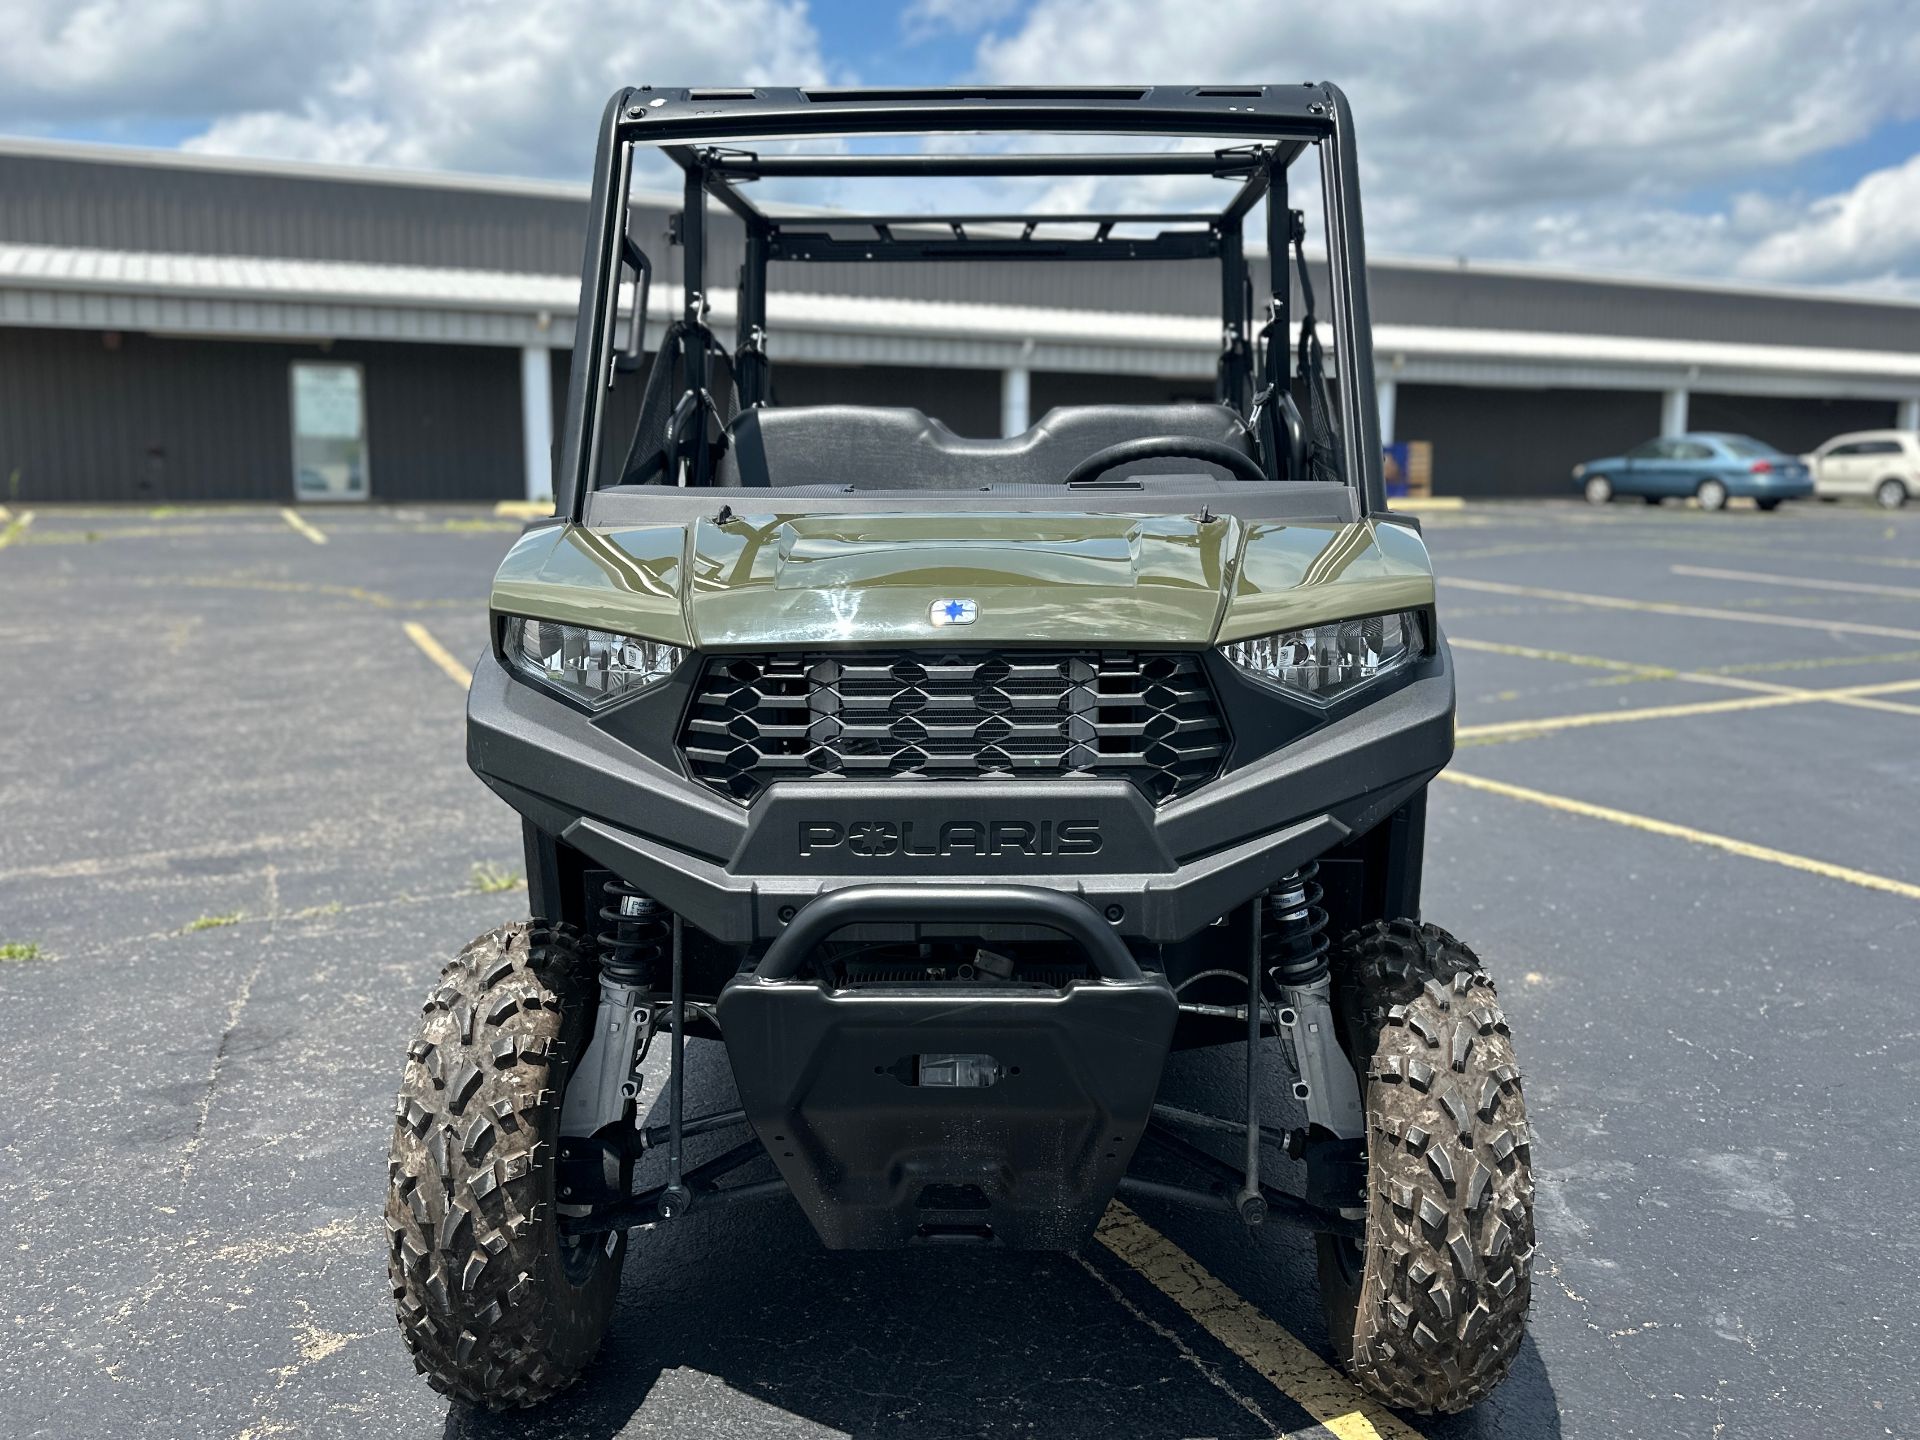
<box><xmin>659</xmin><ymin>139</ymin><xmax>1296</xmax><ymax>263</ymax></box>
<box><xmin>555</xmin><ymin>83</ymin><xmax>1388</xmax><ymax>519</ymax></box>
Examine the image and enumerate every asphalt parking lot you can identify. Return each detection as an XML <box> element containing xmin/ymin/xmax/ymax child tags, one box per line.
<box><xmin>2</xmin><ymin>494</ymin><xmax>1917</xmax><ymax>1440</ymax></box>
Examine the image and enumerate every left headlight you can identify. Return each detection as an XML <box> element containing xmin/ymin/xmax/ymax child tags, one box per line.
<box><xmin>1219</xmin><ymin>611</ymin><xmax>1423</xmax><ymax>705</ymax></box>
<box><xmin>501</xmin><ymin>616</ymin><xmax>684</xmax><ymax>709</ymax></box>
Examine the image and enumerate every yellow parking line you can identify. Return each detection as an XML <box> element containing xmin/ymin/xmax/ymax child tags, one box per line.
<box><xmin>1449</xmin><ymin>636</ymin><xmax>1675</xmax><ymax>678</ymax></box>
<box><xmin>1714</xmin><ymin>647</ymin><xmax>1920</xmax><ymax>677</ymax></box>
<box><xmin>1438</xmin><ymin>771</ymin><xmax>1920</xmax><ymax>902</ymax></box>
<box><xmin>1457</xmin><ymin>677</ymin><xmax>1920</xmax><ymax>741</ymax></box>
<box><xmin>279</xmin><ymin>507</ymin><xmax>328</xmax><ymax>545</ymax></box>
<box><xmin>1442</xmin><ymin>576</ymin><xmax>1920</xmax><ymax>642</ymax></box>
<box><xmin>0</xmin><ymin>510</ymin><xmax>35</xmax><ymax>548</ymax></box>
<box><xmin>1689</xmin><ymin>672</ymin><xmax>1920</xmax><ymax>719</ymax></box>
<box><xmin>493</xmin><ymin>499</ymin><xmax>552</xmax><ymax>519</ymax></box>
<box><xmin>1452</xmin><ymin>634</ymin><xmax>1920</xmax><ymax>722</ymax></box>
<box><xmin>402</xmin><ymin>621</ymin><xmax>473</xmax><ymax>688</ymax></box>
<box><xmin>1671</xmin><ymin>564</ymin><xmax>1920</xmax><ymax>601</ymax></box>
<box><xmin>1096</xmin><ymin>1204</ymin><xmax>1427</xmax><ymax>1440</ymax></box>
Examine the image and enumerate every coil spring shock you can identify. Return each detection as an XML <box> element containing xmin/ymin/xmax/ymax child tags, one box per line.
<box><xmin>1261</xmin><ymin>862</ymin><xmax>1329</xmax><ymax>988</ymax></box>
<box><xmin>597</xmin><ymin>879</ymin><xmax>669</xmax><ymax>988</ymax></box>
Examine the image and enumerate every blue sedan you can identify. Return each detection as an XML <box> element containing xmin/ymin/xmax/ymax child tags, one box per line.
<box><xmin>1573</xmin><ymin>433</ymin><xmax>1813</xmax><ymax>511</ymax></box>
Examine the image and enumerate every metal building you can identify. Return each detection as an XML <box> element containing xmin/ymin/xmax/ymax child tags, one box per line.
<box><xmin>2</xmin><ymin>135</ymin><xmax>1917</xmax><ymax>504</ymax></box>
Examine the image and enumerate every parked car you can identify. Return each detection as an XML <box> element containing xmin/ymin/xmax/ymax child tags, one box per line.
<box><xmin>1803</xmin><ymin>430</ymin><xmax>1919</xmax><ymax>508</ymax></box>
<box><xmin>1573</xmin><ymin>433</ymin><xmax>1813</xmax><ymax>511</ymax></box>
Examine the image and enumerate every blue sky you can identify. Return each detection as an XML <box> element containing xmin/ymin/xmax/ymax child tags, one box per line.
<box><xmin>4</xmin><ymin>0</ymin><xmax>1919</xmax><ymax>293</ymax></box>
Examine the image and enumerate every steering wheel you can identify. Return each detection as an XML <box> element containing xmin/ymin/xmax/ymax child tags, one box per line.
<box><xmin>1061</xmin><ymin>435</ymin><xmax>1271</xmax><ymax>487</ymax></box>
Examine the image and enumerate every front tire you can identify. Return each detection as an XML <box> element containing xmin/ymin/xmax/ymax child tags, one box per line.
<box><xmin>1582</xmin><ymin>475</ymin><xmax>1613</xmax><ymax>505</ymax></box>
<box><xmin>1696</xmin><ymin>478</ymin><xmax>1729</xmax><ymax>512</ymax></box>
<box><xmin>1318</xmin><ymin>920</ymin><xmax>1534</xmax><ymax>1414</ymax></box>
<box><xmin>1877</xmin><ymin>478</ymin><xmax>1909</xmax><ymax>510</ymax></box>
<box><xmin>387</xmin><ymin>922</ymin><xmax>624</xmax><ymax>1408</ymax></box>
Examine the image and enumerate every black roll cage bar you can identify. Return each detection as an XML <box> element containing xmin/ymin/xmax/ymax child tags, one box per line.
<box><xmin>556</xmin><ymin>84</ymin><xmax>1385</xmax><ymax>521</ymax></box>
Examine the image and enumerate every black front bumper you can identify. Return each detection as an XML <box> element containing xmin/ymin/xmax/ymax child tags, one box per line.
<box><xmin>717</xmin><ymin>883</ymin><xmax>1176</xmax><ymax>1249</ymax></box>
<box><xmin>466</xmin><ymin>638</ymin><xmax>1454</xmax><ymax>946</ymax></box>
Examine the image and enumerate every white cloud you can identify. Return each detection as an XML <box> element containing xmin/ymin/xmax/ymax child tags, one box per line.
<box><xmin>0</xmin><ymin>1</ymin><xmax>347</xmax><ymax>124</ymax></box>
<box><xmin>1736</xmin><ymin>151</ymin><xmax>1920</xmax><ymax>289</ymax></box>
<box><xmin>901</xmin><ymin>0</ymin><xmax>1026</xmax><ymax>42</ymax></box>
<box><xmin>0</xmin><ymin>0</ymin><xmax>830</xmax><ymax>180</ymax></box>
<box><xmin>968</xmin><ymin>0</ymin><xmax>1920</xmax><ymax>291</ymax></box>
<box><xmin>5</xmin><ymin>0</ymin><xmax>1920</xmax><ymax>291</ymax></box>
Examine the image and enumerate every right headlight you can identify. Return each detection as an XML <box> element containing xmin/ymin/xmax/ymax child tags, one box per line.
<box><xmin>1219</xmin><ymin>611</ymin><xmax>1423</xmax><ymax>705</ymax></box>
<box><xmin>500</xmin><ymin>616</ymin><xmax>684</xmax><ymax>709</ymax></box>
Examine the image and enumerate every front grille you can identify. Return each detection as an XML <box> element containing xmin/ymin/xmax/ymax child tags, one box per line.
<box><xmin>680</xmin><ymin>650</ymin><xmax>1228</xmax><ymax>804</ymax></box>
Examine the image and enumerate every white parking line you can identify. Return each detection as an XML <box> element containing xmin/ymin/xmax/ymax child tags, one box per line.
<box><xmin>1671</xmin><ymin>564</ymin><xmax>1920</xmax><ymax>601</ymax></box>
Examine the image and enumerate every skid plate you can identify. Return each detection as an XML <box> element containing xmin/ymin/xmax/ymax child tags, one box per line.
<box><xmin>716</xmin><ymin>976</ymin><xmax>1177</xmax><ymax>1249</ymax></box>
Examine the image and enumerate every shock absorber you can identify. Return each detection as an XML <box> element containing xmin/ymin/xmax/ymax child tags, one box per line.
<box><xmin>560</xmin><ymin>880</ymin><xmax>669</xmax><ymax>1148</ymax></box>
<box><xmin>597</xmin><ymin>879</ymin><xmax>669</xmax><ymax>988</ymax></box>
<box><xmin>1261</xmin><ymin>862</ymin><xmax>1329</xmax><ymax>988</ymax></box>
<box><xmin>1262</xmin><ymin>864</ymin><xmax>1365</xmax><ymax>1149</ymax></box>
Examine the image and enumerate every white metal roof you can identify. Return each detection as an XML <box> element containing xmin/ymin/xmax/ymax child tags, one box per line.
<box><xmin>3</xmin><ymin>241</ymin><xmax>1918</xmax><ymax>399</ymax></box>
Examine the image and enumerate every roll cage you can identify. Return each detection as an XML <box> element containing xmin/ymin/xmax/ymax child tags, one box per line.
<box><xmin>556</xmin><ymin>84</ymin><xmax>1386</xmax><ymax>521</ymax></box>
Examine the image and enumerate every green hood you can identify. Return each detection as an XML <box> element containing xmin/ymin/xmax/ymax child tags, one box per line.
<box><xmin>490</xmin><ymin>511</ymin><xmax>1434</xmax><ymax>650</ymax></box>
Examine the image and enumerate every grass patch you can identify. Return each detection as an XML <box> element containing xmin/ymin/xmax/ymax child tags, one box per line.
<box><xmin>0</xmin><ymin>941</ymin><xmax>43</xmax><ymax>963</ymax></box>
<box><xmin>183</xmin><ymin>911</ymin><xmax>243</xmax><ymax>933</ymax></box>
<box><xmin>289</xmin><ymin>900</ymin><xmax>344</xmax><ymax>920</ymax></box>
<box><xmin>470</xmin><ymin>862</ymin><xmax>525</xmax><ymax>895</ymax></box>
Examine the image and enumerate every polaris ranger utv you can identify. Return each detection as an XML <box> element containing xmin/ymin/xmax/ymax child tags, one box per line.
<box><xmin>387</xmin><ymin>84</ymin><xmax>1534</xmax><ymax>1415</ymax></box>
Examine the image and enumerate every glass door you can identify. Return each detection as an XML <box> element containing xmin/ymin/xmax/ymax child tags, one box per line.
<box><xmin>290</xmin><ymin>361</ymin><xmax>370</xmax><ymax>501</ymax></box>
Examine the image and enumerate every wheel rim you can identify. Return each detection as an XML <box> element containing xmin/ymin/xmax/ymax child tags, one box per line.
<box><xmin>1699</xmin><ymin>481</ymin><xmax>1726</xmax><ymax>510</ymax></box>
<box><xmin>1880</xmin><ymin>481</ymin><xmax>1905</xmax><ymax>509</ymax></box>
<box><xmin>1584</xmin><ymin>476</ymin><xmax>1611</xmax><ymax>504</ymax></box>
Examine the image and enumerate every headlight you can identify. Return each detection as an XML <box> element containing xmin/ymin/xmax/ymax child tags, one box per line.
<box><xmin>1572</xmin><ymin>463</ymin><xmax>1587</xmax><ymax>479</ymax></box>
<box><xmin>501</xmin><ymin>616</ymin><xmax>683</xmax><ymax>708</ymax></box>
<box><xmin>1219</xmin><ymin>611</ymin><xmax>1422</xmax><ymax>704</ymax></box>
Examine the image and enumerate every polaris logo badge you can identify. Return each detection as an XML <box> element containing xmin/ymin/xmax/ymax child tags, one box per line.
<box><xmin>799</xmin><ymin>819</ymin><xmax>1101</xmax><ymax>859</ymax></box>
<box><xmin>930</xmin><ymin>598</ymin><xmax>977</xmax><ymax>627</ymax></box>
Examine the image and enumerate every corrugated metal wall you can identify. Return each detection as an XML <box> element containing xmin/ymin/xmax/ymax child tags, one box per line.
<box><xmin>1396</xmin><ymin>384</ymin><xmax>1663</xmax><ymax>498</ymax></box>
<box><xmin>10</xmin><ymin>145</ymin><xmax>1919</xmax><ymax>357</ymax></box>
<box><xmin>1688</xmin><ymin>393</ymin><xmax>1896</xmax><ymax>456</ymax></box>
<box><xmin>0</xmin><ymin>327</ymin><xmax>522</xmax><ymax>503</ymax></box>
<box><xmin>1368</xmin><ymin>265</ymin><xmax>1920</xmax><ymax>357</ymax></box>
<box><xmin>0</xmin><ymin>149</ymin><xmax>588</xmax><ymax>273</ymax></box>
<box><xmin>6</xmin><ymin>145</ymin><xmax>1918</xmax><ymax>504</ymax></box>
